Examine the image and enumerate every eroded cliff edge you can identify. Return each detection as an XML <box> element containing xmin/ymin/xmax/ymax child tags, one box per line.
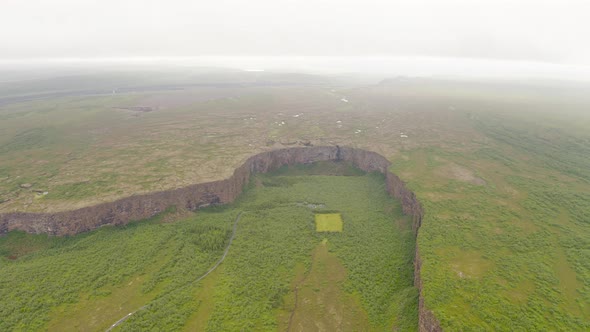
<box><xmin>0</xmin><ymin>146</ymin><xmax>441</xmax><ymax>331</ymax></box>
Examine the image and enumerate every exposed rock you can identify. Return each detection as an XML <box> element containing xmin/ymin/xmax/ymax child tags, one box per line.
<box><xmin>113</xmin><ymin>106</ymin><xmax>153</xmax><ymax>113</ymax></box>
<box><xmin>299</xmin><ymin>140</ymin><xmax>313</xmax><ymax>146</ymax></box>
<box><xmin>279</xmin><ymin>140</ymin><xmax>298</xmax><ymax>146</ymax></box>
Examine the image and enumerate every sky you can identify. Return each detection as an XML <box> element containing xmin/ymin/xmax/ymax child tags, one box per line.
<box><xmin>1</xmin><ymin>0</ymin><xmax>590</xmax><ymax>78</ymax></box>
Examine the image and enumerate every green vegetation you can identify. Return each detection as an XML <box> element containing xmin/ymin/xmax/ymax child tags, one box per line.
<box><xmin>392</xmin><ymin>110</ymin><xmax>590</xmax><ymax>330</ymax></box>
<box><xmin>0</xmin><ymin>166</ymin><xmax>417</xmax><ymax>331</ymax></box>
<box><xmin>315</xmin><ymin>213</ymin><xmax>343</xmax><ymax>232</ymax></box>
<box><xmin>123</xmin><ymin>171</ymin><xmax>417</xmax><ymax>331</ymax></box>
<box><xmin>0</xmin><ymin>209</ymin><xmax>236</xmax><ymax>331</ymax></box>
<box><xmin>3</xmin><ymin>72</ymin><xmax>589</xmax><ymax>330</ymax></box>
<box><xmin>286</xmin><ymin>239</ymin><xmax>370</xmax><ymax>331</ymax></box>
<box><xmin>271</xmin><ymin>160</ymin><xmax>366</xmax><ymax>177</ymax></box>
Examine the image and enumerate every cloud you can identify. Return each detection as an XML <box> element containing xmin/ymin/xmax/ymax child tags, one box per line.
<box><xmin>1</xmin><ymin>0</ymin><xmax>589</xmax><ymax>65</ymax></box>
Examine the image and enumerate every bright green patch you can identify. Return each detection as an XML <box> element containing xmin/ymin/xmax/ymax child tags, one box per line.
<box><xmin>315</xmin><ymin>213</ymin><xmax>343</xmax><ymax>232</ymax></box>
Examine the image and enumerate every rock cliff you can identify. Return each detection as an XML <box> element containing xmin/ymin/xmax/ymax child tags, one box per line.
<box><xmin>0</xmin><ymin>145</ymin><xmax>441</xmax><ymax>331</ymax></box>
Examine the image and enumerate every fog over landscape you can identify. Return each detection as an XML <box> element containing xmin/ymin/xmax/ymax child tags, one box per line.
<box><xmin>2</xmin><ymin>0</ymin><xmax>590</xmax><ymax>80</ymax></box>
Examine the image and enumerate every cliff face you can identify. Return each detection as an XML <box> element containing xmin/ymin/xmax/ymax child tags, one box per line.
<box><xmin>0</xmin><ymin>145</ymin><xmax>440</xmax><ymax>331</ymax></box>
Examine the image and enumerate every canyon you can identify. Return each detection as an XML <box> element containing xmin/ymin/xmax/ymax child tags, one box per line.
<box><xmin>0</xmin><ymin>145</ymin><xmax>441</xmax><ymax>331</ymax></box>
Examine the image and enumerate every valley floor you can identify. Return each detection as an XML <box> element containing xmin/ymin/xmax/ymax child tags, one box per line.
<box><xmin>0</xmin><ymin>165</ymin><xmax>417</xmax><ymax>331</ymax></box>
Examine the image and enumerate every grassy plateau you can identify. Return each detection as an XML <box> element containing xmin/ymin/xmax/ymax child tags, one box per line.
<box><xmin>1</xmin><ymin>70</ymin><xmax>590</xmax><ymax>330</ymax></box>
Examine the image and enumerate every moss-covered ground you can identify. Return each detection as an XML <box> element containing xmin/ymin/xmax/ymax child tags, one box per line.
<box><xmin>0</xmin><ymin>164</ymin><xmax>417</xmax><ymax>331</ymax></box>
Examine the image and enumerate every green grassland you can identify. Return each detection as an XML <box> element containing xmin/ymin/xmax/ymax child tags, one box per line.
<box><xmin>2</xmin><ymin>71</ymin><xmax>590</xmax><ymax>330</ymax></box>
<box><xmin>390</xmin><ymin>109</ymin><xmax>590</xmax><ymax>329</ymax></box>
<box><xmin>0</xmin><ymin>206</ymin><xmax>236</xmax><ymax>331</ymax></box>
<box><xmin>0</xmin><ymin>166</ymin><xmax>417</xmax><ymax>331</ymax></box>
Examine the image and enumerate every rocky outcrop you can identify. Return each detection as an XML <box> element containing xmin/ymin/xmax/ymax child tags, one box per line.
<box><xmin>0</xmin><ymin>145</ymin><xmax>440</xmax><ymax>331</ymax></box>
<box><xmin>385</xmin><ymin>171</ymin><xmax>423</xmax><ymax>233</ymax></box>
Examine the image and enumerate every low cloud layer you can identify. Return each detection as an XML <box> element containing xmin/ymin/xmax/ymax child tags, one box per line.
<box><xmin>1</xmin><ymin>0</ymin><xmax>589</xmax><ymax>66</ymax></box>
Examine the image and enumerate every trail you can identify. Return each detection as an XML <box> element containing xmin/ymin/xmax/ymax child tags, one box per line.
<box><xmin>105</xmin><ymin>212</ymin><xmax>242</xmax><ymax>332</ymax></box>
<box><xmin>286</xmin><ymin>246</ymin><xmax>318</xmax><ymax>332</ymax></box>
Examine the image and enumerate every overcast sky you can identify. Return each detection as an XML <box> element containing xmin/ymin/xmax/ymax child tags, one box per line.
<box><xmin>1</xmin><ymin>0</ymin><xmax>590</xmax><ymax>74</ymax></box>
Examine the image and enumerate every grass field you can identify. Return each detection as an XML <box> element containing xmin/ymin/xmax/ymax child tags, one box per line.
<box><xmin>315</xmin><ymin>213</ymin><xmax>343</xmax><ymax>232</ymax></box>
<box><xmin>0</xmin><ymin>164</ymin><xmax>417</xmax><ymax>331</ymax></box>
<box><xmin>388</xmin><ymin>103</ymin><xmax>590</xmax><ymax>330</ymax></box>
<box><xmin>2</xmin><ymin>70</ymin><xmax>589</xmax><ymax>330</ymax></box>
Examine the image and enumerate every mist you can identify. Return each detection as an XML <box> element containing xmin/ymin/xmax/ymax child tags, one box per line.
<box><xmin>2</xmin><ymin>0</ymin><xmax>590</xmax><ymax>80</ymax></box>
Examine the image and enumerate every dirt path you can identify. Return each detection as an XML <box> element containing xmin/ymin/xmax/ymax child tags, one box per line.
<box><xmin>105</xmin><ymin>212</ymin><xmax>242</xmax><ymax>332</ymax></box>
<box><xmin>287</xmin><ymin>248</ymin><xmax>317</xmax><ymax>332</ymax></box>
<box><xmin>286</xmin><ymin>239</ymin><xmax>369</xmax><ymax>332</ymax></box>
